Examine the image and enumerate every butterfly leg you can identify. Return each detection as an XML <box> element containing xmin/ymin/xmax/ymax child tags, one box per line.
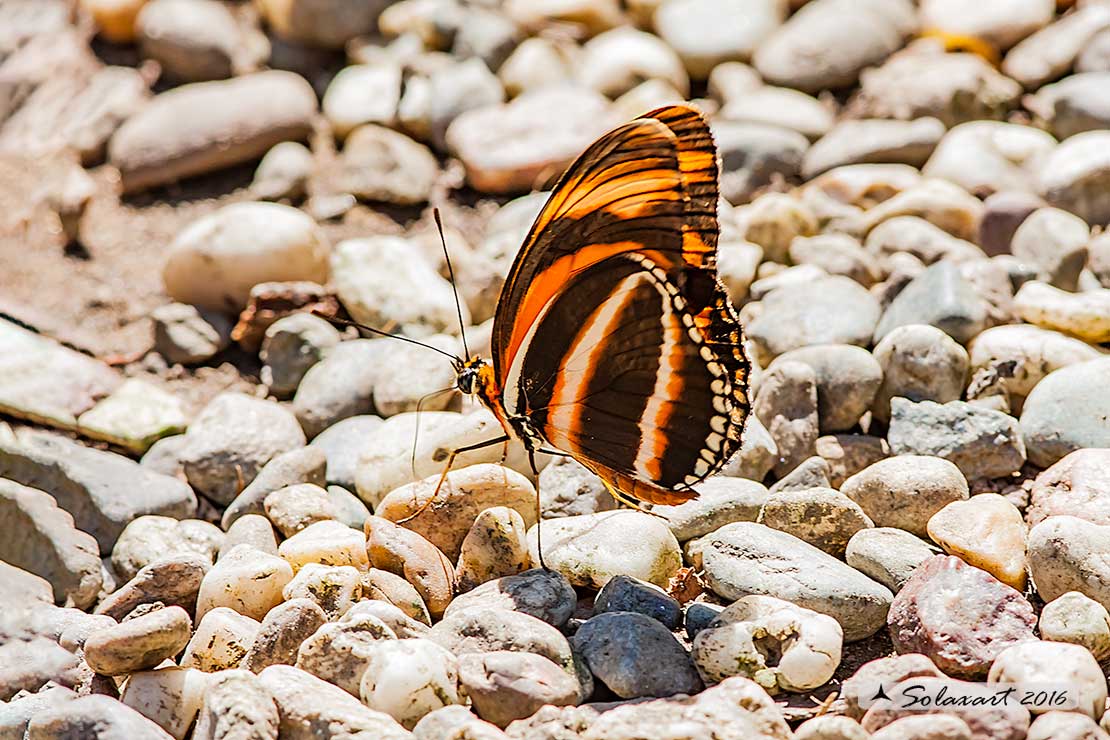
<box><xmin>396</xmin><ymin>435</ymin><xmax>510</xmax><ymax>524</ymax></box>
<box><xmin>526</xmin><ymin>447</ymin><xmax>548</xmax><ymax>570</ymax></box>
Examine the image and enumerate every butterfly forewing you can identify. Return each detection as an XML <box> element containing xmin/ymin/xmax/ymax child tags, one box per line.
<box><xmin>491</xmin><ymin>105</ymin><xmax>751</xmax><ymax>506</ymax></box>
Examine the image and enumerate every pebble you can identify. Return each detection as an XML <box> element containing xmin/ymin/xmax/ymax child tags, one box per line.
<box><xmin>730</xmin><ymin>414</ymin><xmax>779</xmax><ymax>482</ymax></box>
<box><xmin>526</xmin><ymin>510</ymin><xmax>682</xmax><ymax>589</ymax></box>
<box><xmin>327</xmin><ymin>486</ymin><xmax>371</xmax><ymax>531</ymax></box>
<box><xmin>990</xmin><ymin>640</ymin><xmax>1106</xmax><ymax>719</ymax></box>
<box><xmin>251</xmin><ymin>141</ymin><xmax>313</xmax><ymax>202</ymax></box>
<box><xmin>1004</xmin><ymin>2</ymin><xmax>1110</xmax><ymax>89</ymax></box>
<box><xmin>1039</xmin><ymin>591</ymin><xmax>1110</xmax><ymax>662</ymax></box>
<box><xmin>110</xmin><ymin>71</ymin><xmax>316</xmax><ymax>193</ymax></box>
<box><xmin>927</xmin><ymin>494</ymin><xmax>1027</xmax><ymax>590</ymax></box>
<box><xmin>29</xmin><ymin>693</ymin><xmax>176</xmax><ymax>739</ymax></box>
<box><xmin>794</xmin><ymin>715</ymin><xmax>871</xmax><ymax>740</ymax></box>
<box><xmin>753</xmin><ymin>360</ymin><xmax>819</xmax><ymax>477</ymax></box>
<box><xmin>366</xmin><ymin>516</ymin><xmax>456</xmax><ymax>619</ymax></box>
<box><xmin>96</xmin><ymin>553</ymin><xmax>210</xmax><ymax>621</ymax></box>
<box><xmin>887</xmin><ymin>398</ymin><xmax>1026</xmax><ymax>480</ymax></box>
<box><xmin>193</xmin><ymin>669</ymin><xmax>279</xmax><ymax>740</ymax></box>
<box><xmin>1028</xmin><ymin>516</ymin><xmax>1110</xmax><ymax>607</ymax></box>
<box><xmin>429</xmin><ymin>607</ymin><xmax>590</xmax><ymax>699</ymax></box>
<box><xmin>136</xmin><ymin>0</ymin><xmax>254</xmax><ymax>83</ymax></box>
<box><xmin>241</xmin><ymin>597</ymin><xmax>327</xmax><ymax>673</ymax></box>
<box><xmin>840</xmin><ymin>653</ymin><xmax>944</xmax><ymax>720</ymax></box>
<box><xmin>1019</xmin><ymin>358</ymin><xmax>1110</xmax><ymax>467</ymax></box>
<box><xmin>112</xmin><ymin>516</ymin><xmax>222</xmax><ymax>582</ymax></box>
<box><xmin>759</xmin><ymin>486</ymin><xmax>873</xmax><ymax>557</ymax></box>
<box><xmin>121</xmin><ymin>667</ymin><xmax>208</xmax><ymax>740</ymax></box>
<box><xmin>282</xmin><ymin>563</ymin><xmax>362</xmax><ymax>619</ymax></box>
<box><xmin>968</xmin><ymin>325</ymin><xmax>1104</xmax><ymax>413</ymax></box>
<box><xmin>1028</xmin><ymin>72</ymin><xmax>1110</xmax><ymax>140</ymax></box>
<box><xmin>259</xmin><ymin>313</ymin><xmax>340</xmax><ymax>398</ymax></box>
<box><xmin>714</xmin><ymin>123</ymin><xmax>808</xmax><ymax>205</ymax></box>
<box><xmin>76</xmin><ymin>383</ymin><xmax>185</xmax><ymax>456</ymax></box>
<box><xmin>1014</xmin><ymin>281</ymin><xmax>1110</xmax><ymax>344</ymax></box>
<box><xmin>279</xmin><ymin>519</ymin><xmax>369</xmax><ymax>573</ymax></box>
<box><xmin>841</xmin><ymin>455</ymin><xmax>968</xmax><ymax>538</ymax></box>
<box><xmin>572</xmin><ymin>611</ymin><xmax>703</xmax><ymax>699</ymax></box>
<box><xmin>359</xmin><ymin>638</ymin><xmax>461</xmax><ymax>729</ymax></box>
<box><xmin>445</xmin><ymin>85</ymin><xmax>611</xmax><ymax>194</ymax></box>
<box><xmin>653</xmin><ymin>476</ymin><xmax>767</xmax><ymax>542</ymax></box>
<box><xmin>653</xmin><ymin>0</ymin><xmax>786</xmax><ymax>78</ymax></box>
<box><xmin>264</xmin><ymin>483</ymin><xmax>334</xmax><ymax>537</ymax></box>
<box><xmin>0</xmin><ymin>319</ymin><xmax>122</xmax><ymax>433</ymax></box>
<box><xmin>295</xmin><ymin>611</ymin><xmax>397</xmax><ymax>696</ymax></box>
<box><xmin>803</xmin><ymin>118</ymin><xmax>945</xmax><ymax>179</ymax></box>
<box><xmin>593</xmin><ymin>575</ymin><xmax>681</xmax><ymax>630</ymax></box>
<box><xmin>707</xmin><ymin>61</ymin><xmax>762</xmax><ymax>104</ymax></box>
<box><xmin>710</xmin><ymin>240</ymin><xmax>763</xmax><ymax>303</ymax></box>
<box><xmin>258</xmin><ymin>664</ymin><xmax>411</xmax><ymax>739</ymax></box>
<box><xmin>329</xmin><ymin>124</ymin><xmax>439</xmax><ymax>206</ymax></box>
<box><xmin>720</xmin><ymin>85</ymin><xmax>833</xmax><ymax>140</ymax></box>
<box><xmin>769</xmin><ymin>454</ymin><xmax>832</xmax><ymax>493</ymax></box>
<box><xmin>498</xmin><ymin>36</ymin><xmax>578</xmax><ymax>96</ymax></box>
<box><xmin>196</xmin><ymin>544</ymin><xmax>293</xmax><ymax>622</ymax></box>
<box><xmin>152</xmin><ymin>303</ymin><xmax>232</xmax><ymax>366</ymax></box>
<box><xmin>254</xmin><ymin>0</ymin><xmax>383</xmax><ymax>49</ymax></box>
<box><xmin>1028</xmin><ymin>712</ymin><xmax>1110</xmax><ymax>740</ymax></box>
<box><xmin>746</xmin><ymin>276</ymin><xmax>881</xmax><ymax>364</ymax></box>
<box><xmin>923</xmin><ymin>121</ymin><xmax>1056</xmax><ymax>198</ymax></box>
<box><xmin>852</xmin><ymin>50</ymin><xmax>1021</xmax><ymax>128</ymax></box>
<box><xmin>378</xmin><ymin>463</ymin><xmax>537</xmax><ymax>560</ymax></box>
<box><xmin>753</xmin><ymin>0</ymin><xmax>914</xmax><ymax>92</ymax></box>
<box><xmin>222</xmin><ymin>446</ymin><xmax>326</xmax><ymax>529</ymax></box>
<box><xmin>688</xmin><ymin>522</ymin><xmax>893</xmax><ymax>641</ymax></box>
<box><xmin>579</xmin><ymin>26</ymin><xmax>688</xmax><ymax>97</ymax></box>
<box><xmin>0</xmin><ymin>478</ymin><xmax>102</xmax><ymax>609</ymax></box>
<box><xmin>80</xmin><ymin>0</ymin><xmax>147</xmax><ymax>42</ymax></box>
<box><xmin>736</xmin><ymin>193</ymin><xmax>818</xmax><ymax>264</ymax></box>
<box><xmin>331</xmin><ymin>237</ymin><xmax>469</xmax><ymax>338</ymax></box>
<box><xmin>181</xmin><ymin>606</ymin><xmax>260</xmax><ymax>672</ymax></box>
<box><xmin>769</xmin><ymin>344</ymin><xmax>882</xmax><ymax>433</ymax></box>
<box><xmin>1028</xmin><ymin>449</ymin><xmax>1110</xmax><ymax>527</ymax></box>
<box><xmin>84</xmin><ymin>605</ymin><xmax>192</xmax><ymax>676</ymax></box>
<box><xmin>870</xmin><ymin>324</ymin><xmax>968</xmax><ymax>424</ymax></box>
<box><xmin>750</xmin><ymin>264</ymin><xmax>830</xmax><ymax>301</ymax></box>
<box><xmin>857</xmin><ymin>178</ymin><xmax>984</xmax><ymax>244</ymax></box>
<box><xmin>290</xmin><ymin>340</ymin><xmax>383</xmax><ymax>439</ymax></box>
<box><xmin>693</xmin><ymin>595</ymin><xmax>842</xmax><ymax>692</ymax></box>
<box><xmin>870</xmin><ymin>715</ymin><xmax>973</xmax><ymax>740</ymax></box>
<box><xmin>979</xmin><ymin>191</ymin><xmax>1044</xmax><ymax>255</ymax></box>
<box><xmin>362</xmin><ymin>569</ymin><xmax>432</xmax><ymax>626</ymax></box>
<box><xmin>874</xmin><ymin>261</ymin><xmax>990</xmax><ymax>346</ymax></box>
<box><xmin>922</xmin><ymin>0</ymin><xmax>1053</xmax><ymax>50</ymax></box>
<box><xmin>413</xmin><ymin>705</ymin><xmax>507</xmax><ymax>740</ymax></box>
<box><xmin>445</xmin><ymin>568</ymin><xmax>577</xmax><ymax>628</ymax></box>
<box><xmin>887</xmin><ymin>555</ymin><xmax>1036</xmax><ymax>678</ymax></box>
<box><xmin>846</xmin><ymin>527</ymin><xmax>937</xmax><ymax>594</ymax></box>
<box><xmin>504</xmin><ymin>0</ymin><xmax>623</xmax><ymax>36</ymax></box>
<box><xmin>459</xmin><ymin>651</ymin><xmax>579</xmax><ymax>729</ymax></box>
<box><xmin>788</xmin><ymin>233</ymin><xmax>881</xmax><ymax>287</ymax></box>
<box><xmin>322</xmin><ymin>65</ymin><xmax>401</xmax><ymax>139</ymax></box>
<box><xmin>536</xmin><ymin>456</ymin><xmax>616</xmax><ymax>519</ymax></box>
<box><xmin>307</xmin><ymin>415</ymin><xmax>381</xmax><ymax>491</ymax></box>
<box><xmin>865</xmin><ymin>216</ymin><xmax>984</xmax><ymax>266</ymax></box>
<box><xmin>1011</xmin><ymin>207</ymin><xmax>1090</xmax><ymax>292</ymax></box>
<box><xmin>179</xmin><ymin>392</ymin><xmax>306</xmax><ymax>505</ymax></box>
<box><xmin>455</xmin><ymin>506</ymin><xmax>531</xmax><ymax>592</ymax></box>
<box><xmin>0</xmin><ymin>428</ymin><xmax>197</xmax><ymax>555</ymax></box>
<box><xmin>1037</xmin><ymin>130</ymin><xmax>1110</xmax><ymax>225</ymax></box>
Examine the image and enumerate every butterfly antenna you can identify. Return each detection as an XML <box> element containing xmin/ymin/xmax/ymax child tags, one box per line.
<box><xmin>409</xmin><ymin>385</ymin><xmax>458</xmax><ymax>483</ymax></box>
<box><xmin>433</xmin><ymin>208</ymin><xmax>470</xmax><ymax>362</ymax></box>
<box><xmin>313</xmin><ymin>313</ymin><xmax>462</xmax><ymax>364</ymax></box>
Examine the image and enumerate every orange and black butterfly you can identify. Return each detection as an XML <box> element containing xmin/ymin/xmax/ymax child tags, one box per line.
<box><xmin>451</xmin><ymin>104</ymin><xmax>751</xmax><ymax>508</ymax></box>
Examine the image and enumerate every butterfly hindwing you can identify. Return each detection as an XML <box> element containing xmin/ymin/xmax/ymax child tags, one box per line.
<box><xmin>491</xmin><ymin>104</ymin><xmax>751</xmax><ymax>506</ymax></box>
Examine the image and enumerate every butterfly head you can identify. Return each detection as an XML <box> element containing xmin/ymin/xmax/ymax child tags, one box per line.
<box><xmin>455</xmin><ymin>356</ymin><xmax>495</xmax><ymax>397</ymax></box>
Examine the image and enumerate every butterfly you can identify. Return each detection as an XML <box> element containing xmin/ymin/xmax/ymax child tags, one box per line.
<box><xmin>450</xmin><ymin>104</ymin><xmax>751</xmax><ymax>508</ymax></box>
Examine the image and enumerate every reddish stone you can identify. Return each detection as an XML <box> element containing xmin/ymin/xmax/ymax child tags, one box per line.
<box><xmin>886</xmin><ymin>555</ymin><xmax>1036</xmax><ymax>678</ymax></box>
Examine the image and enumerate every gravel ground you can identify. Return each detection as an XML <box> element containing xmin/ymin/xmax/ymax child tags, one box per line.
<box><xmin>2</xmin><ymin>1</ymin><xmax>1110</xmax><ymax>739</ymax></box>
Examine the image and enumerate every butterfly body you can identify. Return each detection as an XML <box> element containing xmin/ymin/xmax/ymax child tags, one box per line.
<box><xmin>457</xmin><ymin>105</ymin><xmax>751</xmax><ymax>508</ymax></box>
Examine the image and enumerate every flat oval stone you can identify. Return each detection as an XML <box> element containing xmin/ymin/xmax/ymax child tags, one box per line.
<box><xmin>687</xmin><ymin>522</ymin><xmax>893</xmax><ymax>641</ymax></box>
